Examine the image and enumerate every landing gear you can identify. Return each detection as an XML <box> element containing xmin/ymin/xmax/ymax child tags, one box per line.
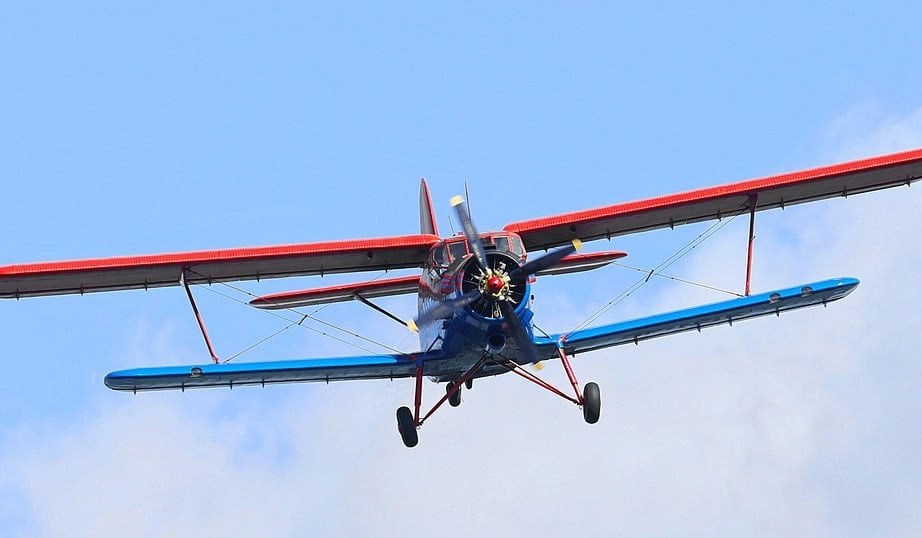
<box><xmin>447</xmin><ymin>382</ymin><xmax>462</xmax><ymax>407</ymax></box>
<box><xmin>465</xmin><ymin>378</ymin><xmax>473</xmax><ymax>390</ymax></box>
<box><xmin>396</xmin><ymin>406</ymin><xmax>418</xmax><ymax>448</ymax></box>
<box><xmin>393</xmin><ymin>356</ymin><xmax>491</xmax><ymax>449</ymax></box>
<box><xmin>582</xmin><ymin>382</ymin><xmax>601</xmax><ymax>424</ymax></box>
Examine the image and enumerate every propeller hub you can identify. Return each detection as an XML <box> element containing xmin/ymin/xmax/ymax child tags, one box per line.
<box><xmin>486</xmin><ymin>275</ymin><xmax>505</xmax><ymax>294</ymax></box>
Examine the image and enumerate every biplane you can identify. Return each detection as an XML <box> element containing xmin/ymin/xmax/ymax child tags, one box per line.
<box><xmin>3</xmin><ymin>149</ymin><xmax>921</xmax><ymax>447</ymax></box>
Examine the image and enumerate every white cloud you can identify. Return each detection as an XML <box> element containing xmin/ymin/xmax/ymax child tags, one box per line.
<box><xmin>3</xmin><ymin>109</ymin><xmax>922</xmax><ymax>537</ymax></box>
<box><xmin>819</xmin><ymin>104</ymin><xmax>922</xmax><ymax>161</ymax></box>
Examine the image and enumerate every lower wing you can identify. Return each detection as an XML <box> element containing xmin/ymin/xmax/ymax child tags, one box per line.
<box><xmin>107</xmin><ymin>278</ymin><xmax>857</xmax><ymax>391</ymax></box>
<box><xmin>534</xmin><ymin>277</ymin><xmax>858</xmax><ymax>357</ymax></box>
<box><xmin>105</xmin><ymin>351</ymin><xmax>445</xmax><ymax>392</ymax></box>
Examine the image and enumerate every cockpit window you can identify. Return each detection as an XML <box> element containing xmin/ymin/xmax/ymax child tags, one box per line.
<box><xmin>492</xmin><ymin>236</ymin><xmax>509</xmax><ymax>253</ymax></box>
<box><xmin>448</xmin><ymin>241</ymin><xmax>468</xmax><ymax>261</ymax></box>
<box><xmin>508</xmin><ymin>236</ymin><xmax>525</xmax><ymax>256</ymax></box>
<box><xmin>435</xmin><ymin>235</ymin><xmax>525</xmax><ymax>265</ymax></box>
<box><xmin>431</xmin><ymin>244</ymin><xmax>448</xmax><ymax>266</ymax></box>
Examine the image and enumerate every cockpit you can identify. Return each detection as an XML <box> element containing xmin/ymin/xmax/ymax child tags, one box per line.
<box><xmin>428</xmin><ymin>232</ymin><xmax>526</xmax><ymax>268</ymax></box>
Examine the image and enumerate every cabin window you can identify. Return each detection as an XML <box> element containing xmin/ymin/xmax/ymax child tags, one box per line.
<box><xmin>431</xmin><ymin>245</ymin><xmax>448</xmax><ymax>266</ymax></box>
<box><xmin>448</xmin><ymin>241</ymin><xmax>468</xmax><ymax>261</ymax></box>
<box><xmin>492</xmin><ymin>236</ymin><xmax>510</xmax><ymax>253</ymax></box>
<box><xmin>508</xmin><ymin>236</ymin><xmax>525</xmax><ymax>257</ymax></box>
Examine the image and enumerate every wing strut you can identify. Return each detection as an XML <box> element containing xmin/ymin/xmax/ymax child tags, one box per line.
<box><xmin>181</xmin><ymin>270</ymin><xmax>220</xmax><ymax>364</ymax></box>
<box><xmin>353</xmin><ymin>293</ymin><xmax>411</xmax><ymax>328</ymax></box>
<box><xmin>744</xmin><ymin>193</ymin><xmax>758</xmax><ymax>296</ymax></box>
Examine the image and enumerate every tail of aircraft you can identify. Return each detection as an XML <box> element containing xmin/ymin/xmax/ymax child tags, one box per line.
<box><xmin>419</xmin><ymin>178</ymin><xmax>439</xmax><ymax>236</ymax></box>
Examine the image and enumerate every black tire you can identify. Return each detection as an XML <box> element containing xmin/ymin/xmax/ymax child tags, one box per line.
<box><xmin>396</xmin><ymin>406</ymin><xmax>418</xmax><ymax>448</ymax></box>
<box><xmin>447</xmin><ymin>382</ymin><xmax>462</xmax><ymax>407</ymax></box>
<box><xmin>582</xmin><ymin>382</ymin><xmax>601</xmax><ymax>424</ymax></box>
<box><xmin>465</xmin><ymin>378</ymin><xmax>473</xmax><ymax>390</ymax></box>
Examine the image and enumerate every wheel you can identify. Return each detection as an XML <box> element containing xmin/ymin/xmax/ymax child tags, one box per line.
<box><xmin>465</xmin><ymin>378</ymin><xmax>473</xmax><ymax>390</ymax></box>
<box><xmin>582</xmin><ymin>382</ymin><xmax>601</xmax><ymax>424</ymax></box>
<box><xmin>447</xmin><ymin>382</ymin><xmax>462</xmax><ymax>407</ymax></box>
<box><xmin>396</xmin><ymin>406</ymin><xmax>418</xmax><ymax>448</ymax></box>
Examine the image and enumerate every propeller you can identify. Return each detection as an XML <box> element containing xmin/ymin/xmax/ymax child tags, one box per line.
<box><xmin>509</xmin><ymin>238</ymin><xmax>581</xmax><ymax>280</ymax></box>
<box><xmin>450</xmin><ymin>195</ymin><xmax>489</xmax><ymax>270</ymax></box>
<box><xmin>408</xmin><ymin>289</ymin><xmax>482</xmax><ymax>332</ymax></box>
<box><xmin>411</xmin><ymin>194</ymin><xmax>582</xmax><ymax>368</ymax></box>
<box><xmin>499</xmin><ymin>299</ymin><xmax>539</xmax><ymax>365</ymax></box>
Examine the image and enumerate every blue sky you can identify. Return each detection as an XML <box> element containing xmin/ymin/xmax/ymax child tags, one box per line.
<box><xmin>3</xmin><ymin>2</ymin><xmax>922</xmax><ymax>536</ymax></box>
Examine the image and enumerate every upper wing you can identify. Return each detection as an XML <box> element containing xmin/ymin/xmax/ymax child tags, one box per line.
<box><xmin>0</xmin><ymin>234</ymin><xmax>440</xmax><ymax>299</ymax></box>
<box><xmin>505</xmin><ymin>148</ymin><xmax>922</xmax><ymax>251</ymax></box>
<box><xmin>533</xmin><ymin>277</ymin><xmax>858</xmax><ymax>358</ymax></box>
<box><xmin>104</xmin><ymin>351</ymin><xmax>440</xmax><ymax>391</ymax></box>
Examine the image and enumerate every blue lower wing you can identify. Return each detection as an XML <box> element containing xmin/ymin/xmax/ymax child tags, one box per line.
<box><xmin>105</xmin><ymin>352</ymin><xmax>440</xmax><ymax>392</ymax></box>
<box><xmin>534</xmin><ymin>277</ymin><xmax>859</xmax><ymax>357</ymax></box>
<box><xmin>107</xmin><ymin>278</ymin><xmax>858</xmax><ymax>392</ymax></box>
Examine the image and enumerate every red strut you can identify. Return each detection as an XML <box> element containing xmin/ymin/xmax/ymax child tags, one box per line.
<box><xmin>556</xmin><ymin>346</ymin><xmax>584</xmax><ymax>404</ymax></box>
<box><xmin>413</xmin><ymin>365</ymin><xmax>424</xmax><ymax>425</ymax></box>
<box><xmin>181</xmin><ymin>270</ymin><xmax>220</xmax><ymax>364</ymax></box>
<box><xmin>744</xmin><ymin>194</ymin><xmax>758</xmax><ymax>296</ymax></box>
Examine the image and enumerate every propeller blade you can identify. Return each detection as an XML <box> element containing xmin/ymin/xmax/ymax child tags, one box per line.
<box><xmin>410</xmin><ymin>289</ymin><xmax>482</xmax><ymax>330</ymax></box>
<box><xmin>451</xmin><ymin>195</ymin><xmax>489</xmax><ymax>270</ymax></box>
<box><xmin>510</xmin><ymin>239</ymin><xmax>582</xmax><ymax>279</ymax></box>
<box><xmin>499</xmin><ymin>300</ymin><xmax>540</xmax><ymax>365</ymax></box>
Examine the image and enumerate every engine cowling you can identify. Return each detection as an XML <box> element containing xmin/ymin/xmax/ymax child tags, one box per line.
<box><xmin>458</xmin><ymin>251</ymin><xmax>528</xmax><ymax>319</ymax></box>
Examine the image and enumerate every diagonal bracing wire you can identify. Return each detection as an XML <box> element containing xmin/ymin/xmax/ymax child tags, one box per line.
<box><xmin>563</xmin><ymin>210</ymin><xmax>745</xmax><ymax>336</ymax></box>
<box><xmin>186</xmin><ymin>270</ymin><xmax>406</xmax><ymax>361</ymax></box>
<box><xmin>193</xmin><ymin>282</ymin><xmax>383</xmax><ymax>358</ymax></box>
<box><xmin>611</xmin><ymin>261</ymin><xmax>743</xmax><ymax>298</ymax></box>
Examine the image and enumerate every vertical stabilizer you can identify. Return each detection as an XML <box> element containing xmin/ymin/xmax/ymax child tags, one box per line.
<box><xmin>419</xmin><ymin>178</ymin><xmax>439</xmax><ymax>236</ymax></box>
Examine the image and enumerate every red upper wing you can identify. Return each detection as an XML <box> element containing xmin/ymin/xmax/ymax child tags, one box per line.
<box><xmin>505</xmin><ymin>148</ymin><xmax>922</xmax><ymax>251</ymax></box>
<box><xmin>0</xmin><ymin>235</ymin><xmax>440</xmax><ymax>299</ymax></box>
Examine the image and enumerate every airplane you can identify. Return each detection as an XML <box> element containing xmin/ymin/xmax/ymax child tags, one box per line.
<box><xmin>2</xmin><ymin>148</ymin><xmax>921</xmax><ymax>448</ymax></box>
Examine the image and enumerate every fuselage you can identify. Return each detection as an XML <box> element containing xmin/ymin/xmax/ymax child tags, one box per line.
<box><xmin>416</xmin><ymin>231</ymin><xmax>534</xmax><ymax>380</ymax></box>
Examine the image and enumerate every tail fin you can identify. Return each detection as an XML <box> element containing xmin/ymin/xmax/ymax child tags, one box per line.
<box><xmin>419</xmin><ymin>178</ymin><xmax>439</xmax><ymax>236</ymax></box>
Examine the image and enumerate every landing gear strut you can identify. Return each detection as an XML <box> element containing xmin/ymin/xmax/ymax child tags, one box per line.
<box><xmin>395</xmin><ymin>347</ymin><xmax>602</xmax><ymax>447</ymax></box>
<box><xmin>395</xmin><ymin>356</ymin><xmax>489</xmax><ymax>448</ymax></box>
<box><xmin>492</xmin><ymin>345</ymin><xmax>602</xmax><ymax>425</ymax></box>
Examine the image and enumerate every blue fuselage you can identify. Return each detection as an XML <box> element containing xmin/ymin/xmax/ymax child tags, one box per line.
<box><xmin>415</xmin><ymin>232</ymin><xmax>534</xmax><ymax>381</ymax></box>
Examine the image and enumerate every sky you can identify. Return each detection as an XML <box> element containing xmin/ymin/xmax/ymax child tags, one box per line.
<box><xmin>2</xmin><ymin>2</ymin><xmax>922</xmax><ymax>536</ymax></box>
